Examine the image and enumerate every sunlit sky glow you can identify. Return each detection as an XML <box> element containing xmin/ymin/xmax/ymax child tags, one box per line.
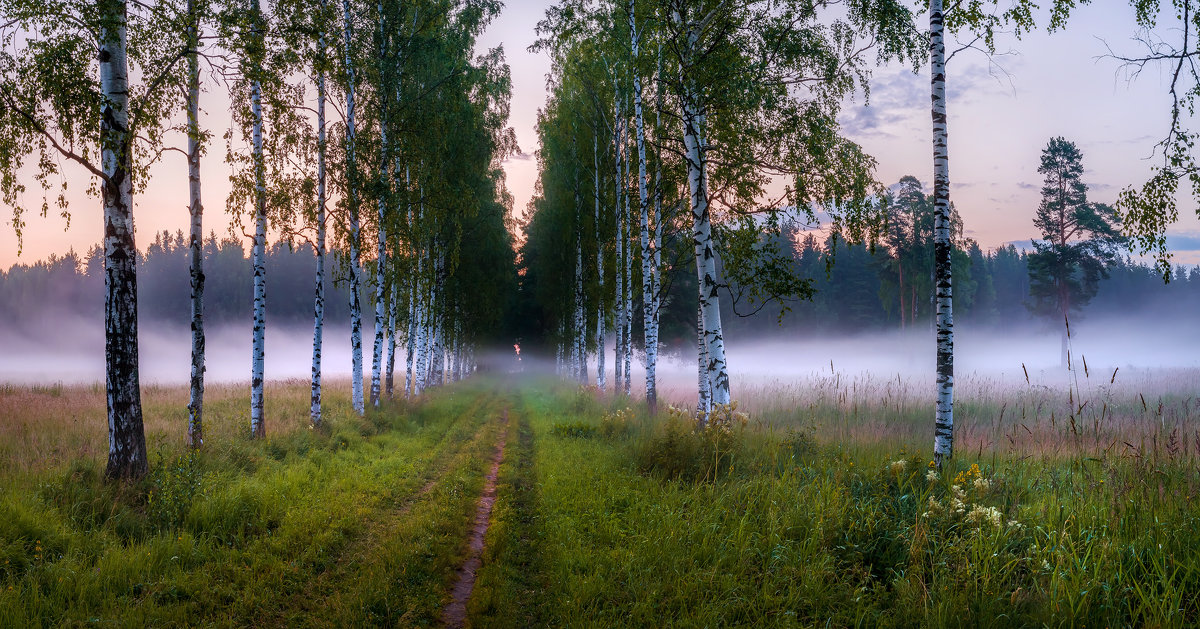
<box><xmin>2</xmin><ymin>2</ymin><xmax>1198</xmax><ymax>268</ymax></box>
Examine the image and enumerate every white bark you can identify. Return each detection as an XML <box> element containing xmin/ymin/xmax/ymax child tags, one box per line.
<box><xmin>930</xmin><ymin>0</ymin><xmax>955</xmax><ymax>467</ymax></box>
<box><xmin>630</xmin><ymin>0</ymin><xmax>655</xmax><ymax>409</ymax></box>
<box><xmin>593</xmin><ymin>133</ymin><xmax>606</xmax><ymax>391</ymax></box>
<box><xmin>249</xmin><ymin>0</ymin><xmax>267</xmax><ymax>438</ymax></box>
<box><xmin>613</xmin><ymin>92</ymin><xmax>625</xmax><ymax>394</ymax></box>
<box><xmin>101</xmin><ymin>0</ymin><xmax>147</xmax><ymax>478</ymax></box>
<box><xmin>311</xmin><ymin>2</ymin><xmax>327</xmax><ymax>426</ymax></box>
<box><xmin>386</xmin><ymin>280</ymin><xmax>397</xmax><ymax>398</ymax></box>
<box><xmin>186</xmin><ymin>0</ymin><xmax>205</xmax><ymax>448</ymax></box>
<box><xmin>682</xmin><ymin>83</ymin><xmax>730</xmax><ymax>409</ymax></box>
<box><xmin>370</xmin><ymin>8</ymin><xmax>389</xmax><ymax>408</ymax></box>
<box><xmin>697</xmin><ymin>301</ymin><xmax>710</xmax><ymax>416</ymax></box>
<box><xmin>343</xmin><ymin>0</ymin><xmax>365</xmax><ymax>415</ymax></box>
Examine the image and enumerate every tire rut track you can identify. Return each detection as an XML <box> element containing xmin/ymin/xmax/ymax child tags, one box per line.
<box><xmin>442</xmin><ymin>408</ymin><xmax>509</xmax><ymax>629</ymax></box>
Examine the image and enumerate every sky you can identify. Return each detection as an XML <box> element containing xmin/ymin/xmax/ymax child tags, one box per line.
<box><xmin>2</xmin><ymin>2</ymin><xmax>1198</xmax><ymax>268</ymax></box>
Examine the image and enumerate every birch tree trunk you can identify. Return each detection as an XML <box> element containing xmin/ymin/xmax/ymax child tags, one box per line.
<box><xmin>311</xmin><ymin>10</ymin><xmax>327</xmax><ymax>426</ymax></box>
<box><xmin>630</xmin><ymin>0</ymin><xmax>655</xmax><ymax>409</ymax></box>
<box><xmin>682</xmin><ymin>86</ymin><xmax>730</xmax><ymax>409</ymax></box>
<box><xmin>622</xmin><ymin>136</ymin><xmax>633</xmax><ymax>397</ymax></box>
<box><xmin>371</xmin><ymin>112</ymin><xmax>388</xmax><ymax>408</ymax></box>
<box><xmin>249</xmin><ymin>0</ymin><xmax>268</xmax><ymax>439</ymax></box>
<box><xmin>593</xmin><ymin>133</ymin><xmax>606</xmax><ymax>391</ymax></box>
<box><xmin>574</xmin><ymin>227</ymin><xmax>586</xmax><ymax>383</ymax></box>
<box><xmin>100</xmin><ymin>0</ymin><xmax>148</xmax><ymax>478</ymax></box>
<box><xmin>343</xmin><ymin>0</ymin><xmax>365</xmax><ymax>415</ymax></box>
<box><xmin>696</xmin><ymin>301</ymin><xmax>710</xmax><ymax>417</ymax></box>
<box><xmin>386</xmin><ymin>280</ymin><xmax>397</xmax><ymax>398</ymax></box>
<box><xmin>186</xmin><ymin>0</ymin><xmax>205</xmax><ymax>449</ymax></box>
<box><xmin>930</xmin><ymin>0</ymin><xmax>955</xmax><ymax>467</ymax></box>
<box><xmin>613</xmin><ymin>100</ymin><xmax>625</xmax><ymax>394</ymax></box>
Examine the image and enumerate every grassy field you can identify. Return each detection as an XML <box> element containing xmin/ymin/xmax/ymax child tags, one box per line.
<box><xmin>2</xmin><ymin>373</ymin><xmax>1199</xmax><ymax>626</ymax></box>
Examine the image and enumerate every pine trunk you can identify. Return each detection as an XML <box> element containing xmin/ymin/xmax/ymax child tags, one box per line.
<box><xmin>100</xmin><ymin>0</ymin><xmax>148</xmax><ymax>479</ymax></box>
<box><xmin>930</xmin><ymin>0</ymin><xmax>955</xmax><ymax>467</ymax></box>
<box><xmin>186</xmin><ymin>0</ymin><xmax>205</xmax><ymax>449</ymax></box>
<box><xmin>249</xmin><ymin>0</ymin><xmax>267</xmax><ymax>439</ymax></box>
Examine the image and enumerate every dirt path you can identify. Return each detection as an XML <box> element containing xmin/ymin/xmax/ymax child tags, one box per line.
<box><xmin>442</xmin><ymin>410</ymin><xmax>509</xmax><ymax>628</ymax></box>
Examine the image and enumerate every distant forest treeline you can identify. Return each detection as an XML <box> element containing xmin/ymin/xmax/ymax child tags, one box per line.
<box><xmin>0</xmin><ymin>230</ymin><xmax>358</xmax><ymax>330</ymax></box>
<box><xmin>598</xmin><ymin>228</ymin><xmax>1200</xmax><ymax>351</ymax></box>
<box><xmin>6</xmin><ymin>227</ymin><xmax>1196</xmax><ymax>350</ymax></box>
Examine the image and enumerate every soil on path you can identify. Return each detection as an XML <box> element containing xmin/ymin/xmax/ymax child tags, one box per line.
<box><xmin>442</xmin><ymin>409</ymin><xmax>508</xmax><ymax>628</ymax></box>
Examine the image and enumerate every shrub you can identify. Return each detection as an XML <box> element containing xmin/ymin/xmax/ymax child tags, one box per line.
<box><xmin>633</xmin><ymin>403</ymin><xmax>748</xmax><ymax>482</ymax></box>
<box><xmin>599</xmin><ymin>408</ymin><xmax>634</xmax><ymax>438</ymax></box>
<box><xmin>147</xmin><ymin>452</ymin><xmax>205</xmax><ymax>531</ymax></box>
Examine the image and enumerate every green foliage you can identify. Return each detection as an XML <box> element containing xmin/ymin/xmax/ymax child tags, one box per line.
<box><xmin>1027</xmin><ymin>137</ymin><xmax>1125</xmax><ymax>320</ymax></box>
<box><xmin>633</xmin><ymin>403</ymin><xmax>749</xmax><ymax>482</ymax></box>
<box><xmin>147</xmin><ymin>452</ymin><xmax>205</xmax><ymax>531</ymax></box>
<box><xmin>550</xmin><ymin>420</ymin><xmax>597</xmax><ymax>439</ymax></box>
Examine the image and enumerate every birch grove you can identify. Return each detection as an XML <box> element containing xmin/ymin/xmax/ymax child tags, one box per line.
<box><xmin>528</xmin><ymin>0</ymin><xmax>922</xmax><ymax>418</ymax></box>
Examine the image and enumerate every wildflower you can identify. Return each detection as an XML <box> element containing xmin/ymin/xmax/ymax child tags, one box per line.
<box><xmin>950</xmin><ymin>497</ymin><xmax>966</xmax><ymax>513</ymax></box>
<box><xmin>890</xmin><ymin>459</ymin><xmax>907</xmax><ymax>475</ymax></box>
<box><xmin>973</xmin><ymin>477</ymin><xmax>991</xmax><ymax>492</ymax></box>
<box><xmin>967</xmin><ymin>504</ymin><xmax>1002</xmax><ymax>527</ymax></box>
<box><xmin>951</xmin><ymin>485</ymin><xmax>966</xmax><ymax>501</ymax></box>
<box><xmin>1007</xmin><ymin>520</ymin><xmax>1023</xmax><ymax>530</ymax></box>
<box><xmin>926</xmin><ymin>470</ymin><xmax>939</xmax><ymax>482</ymax></box>
<box><xmin>1041</xmin><ymin>560</ymin><xmax>1052</xmax><ymax>571</ymax></box>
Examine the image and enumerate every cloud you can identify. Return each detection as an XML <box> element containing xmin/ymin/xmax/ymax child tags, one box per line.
<box><xmin>839</xmin><ymin>68</ymin><xmax>927</xmax><ymax>139</ymax></box>
<box><xmin>1165</xmin><ymin>231</ymin><xmax>1200</xmax><ymax>251</ymax></box>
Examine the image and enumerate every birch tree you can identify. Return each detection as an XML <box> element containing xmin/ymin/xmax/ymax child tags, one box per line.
<box><xmin>655</xmin><ymin>0</ymin><xmax>920</xmax><ymax>417</ymax></box>
<box><xmin>0</xmin><ymin>0</ymin><xmax>188</xmax><ymax>478</ymax></box>
<box><xmin>186</xmin><ymin>0</ymin><xmax>207</xmax><ymax>448</ymax></box>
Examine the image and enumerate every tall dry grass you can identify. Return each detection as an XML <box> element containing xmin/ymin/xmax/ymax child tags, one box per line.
<box><xmin>660</xmin><ymin>367</ymin><xmax>1200</xmax><ymax>461</ymax></box>
<box><xmin>0</xmin><ymin>378</ymin><xmax>357</xmax><ymax>476</ymax></box>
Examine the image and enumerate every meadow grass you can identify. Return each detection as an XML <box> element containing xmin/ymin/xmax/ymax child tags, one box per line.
<box><xmin>473</xmin><ymin>378</ymin><xmax>1200</xmax><ymax>627</ymax></box>
<box><xmin>2</xmin><ymin>373</ymin><xmax>1199</xmax><ymax>626</ymax></box>
<box><xmin>0</xmin><ymin>378</ymin><xmax>512</xmax><ymax>627</ymax></box>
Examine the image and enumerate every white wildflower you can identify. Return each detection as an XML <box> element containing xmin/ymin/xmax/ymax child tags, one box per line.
<box><xmin>973</xmin><ymin>477</ymin><xmax>991</xmax><ymax>492</ymax></box>
<box><xmin>926</xmin><ymin>470</ymin><xmax>939</xmax><ymax>482</ymax></box>
<box><xmin>966</xmin><ymin>505</ymin><xmax>1002</xmax><ymax>527</ymax></box>
<box><xmin>890</xmin><ymin>459</ymin><xmax>908</xmax><ymax>475</ymax></box>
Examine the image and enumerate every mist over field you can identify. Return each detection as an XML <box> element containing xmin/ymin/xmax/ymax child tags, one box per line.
<box><xmin>4</xmin><ymin>308</ymin><xmax>1196</xmax><ymax>390</ymax></box>
<box><xmin>0</xmin><ymin>319</ymin><xmax>356</xmax><ymax>385</ymax></box>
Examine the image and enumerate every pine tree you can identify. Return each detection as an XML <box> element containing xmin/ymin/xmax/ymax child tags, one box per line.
<box><xmin>1027</xmin><ymin>137</ymin><xmax>1124</xmax><ymax>367</ymax></box>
